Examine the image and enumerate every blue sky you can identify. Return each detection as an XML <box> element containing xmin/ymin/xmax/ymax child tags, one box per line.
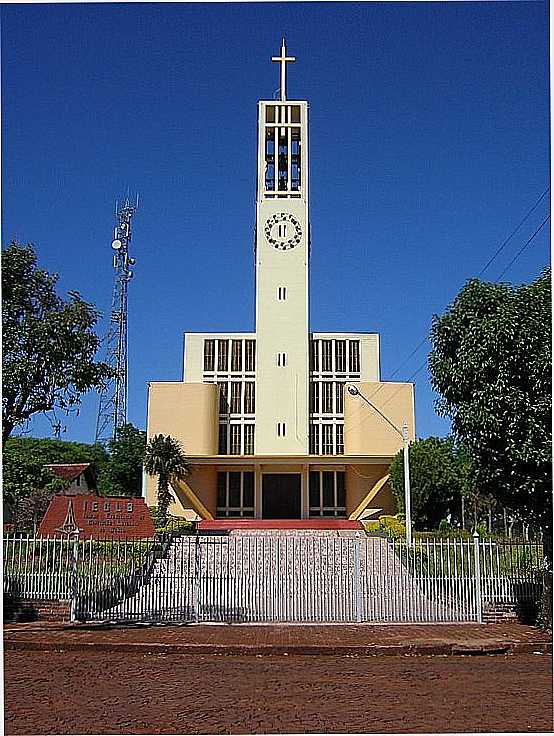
<box><xmin>2</xmin><ymin>1</ymin><xmax>550</xmax><ymax>444</ymax></box>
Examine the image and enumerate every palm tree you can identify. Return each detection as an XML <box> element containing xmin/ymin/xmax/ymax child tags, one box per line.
<box><xmin>143</xmin><ymin>434</ymin><xmax>190</xmax><ymax>527</ymax></box>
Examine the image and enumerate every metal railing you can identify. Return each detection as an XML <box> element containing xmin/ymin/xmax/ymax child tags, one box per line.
<box><xmin>3</xmin><ymin>533</ymin><xmax>544</xmax><ymax>624</ymax></box>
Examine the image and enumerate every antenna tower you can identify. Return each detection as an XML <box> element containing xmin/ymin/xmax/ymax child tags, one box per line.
<box><xmin>94</xmin><ymin>196</ymin><xmax>138</xmax><ymax>445</ymax></box>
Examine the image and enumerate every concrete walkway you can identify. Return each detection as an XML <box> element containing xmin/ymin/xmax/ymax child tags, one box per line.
<box><xmin>4</xmin><ymin>621</ymin><xmax>551</xmax><ymax>657</ymax></box>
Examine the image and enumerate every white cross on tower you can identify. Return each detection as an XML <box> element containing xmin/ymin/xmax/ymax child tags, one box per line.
<box><xmin>272</xmin><ymin>37</ymin><xmax>296</xmax><ymax>102</ymax></box>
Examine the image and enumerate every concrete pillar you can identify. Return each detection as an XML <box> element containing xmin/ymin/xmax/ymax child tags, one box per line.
<box><xmin>254</xmin><ymin>464</ymin><xmax>262</xmax><ymax>518</ymax></box>
<box><xmin>301</xmin><ymin>463</ymin><xmax>309</xmax><ymax>519</ymax></box>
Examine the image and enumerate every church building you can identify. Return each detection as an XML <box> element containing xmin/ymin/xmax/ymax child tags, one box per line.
<box><xmin>145</xmin><ymin>40</ymin><xmax>415</xmax><ymax>522</ymax></box>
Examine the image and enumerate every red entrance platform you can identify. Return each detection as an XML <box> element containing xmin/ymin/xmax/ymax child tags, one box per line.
<box><xmin>198</xmin><ymin>519</ymin><xmax>363</xmax><ymax>531</ymax></box>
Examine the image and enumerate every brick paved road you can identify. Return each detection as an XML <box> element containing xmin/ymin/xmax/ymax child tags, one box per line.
<box><xmin>5</xmin><ymin>650</ymin><xmax>552</xmax><ymax>734</ymax></box>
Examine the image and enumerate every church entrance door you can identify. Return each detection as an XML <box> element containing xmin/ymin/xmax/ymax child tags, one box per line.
<box><xmin>262</xmin><ymin>474</ymin><xmax>301</xmax><ymax>519</ymax></box>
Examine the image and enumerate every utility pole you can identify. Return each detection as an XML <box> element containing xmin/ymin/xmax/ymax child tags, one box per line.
<box><xmin>95</xmin><ymin>196</ymin><xmax>138</xmax><ymax>445</ymax></box>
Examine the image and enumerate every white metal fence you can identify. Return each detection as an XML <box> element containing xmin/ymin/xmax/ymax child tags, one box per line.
<box><xmin>3</xmin><ymin>533</ymin><xmax>544</xmax><ymax>624</ymax></box>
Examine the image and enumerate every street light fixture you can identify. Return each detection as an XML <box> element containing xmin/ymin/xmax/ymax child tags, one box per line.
<box><xmin>347</xmin><ymin>384</ymin><xmax>413</xmax><ymax>545</ymax></box>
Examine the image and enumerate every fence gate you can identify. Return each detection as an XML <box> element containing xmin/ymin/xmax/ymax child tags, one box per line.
<box><xmin>4</xmin><ymin>534</ymin><xmax>543</xmax><ymax>624</ymax></box>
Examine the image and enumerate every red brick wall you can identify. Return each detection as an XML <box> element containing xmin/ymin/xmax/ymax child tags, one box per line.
<box><xmin>4</xmin><ymin>598</ymin><xmax>72</xmax><ymax>623</ymax></box>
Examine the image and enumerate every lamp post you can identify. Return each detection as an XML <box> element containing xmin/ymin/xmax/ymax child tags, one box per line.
<box><xmin>347</xmin><ymin>384</ymin><xmax>413</xmax><ymax>545</ymax></box>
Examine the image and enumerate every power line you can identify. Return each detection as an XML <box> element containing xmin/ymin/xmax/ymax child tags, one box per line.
<box><xmin>369</xmin><ymin>186</ymin><xmax>550</xmax><ymax>398</ymax></box>
<box><xmin>495</xmin><ymin>214</ymin><xmax>550</xmax><ymax>281</ymax></box>
<box><xmin>478</xmin><ymin>187</ymin><xmax>550</xmax><ymax>277</ymax></box>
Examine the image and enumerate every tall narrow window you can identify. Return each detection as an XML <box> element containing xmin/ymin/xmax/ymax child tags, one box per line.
<box><xmin>278</xmin><ymin>286</ymin><xmax>287</xmax><ymax>300</ymax></box>
<box><xmin>322</xmin><ymin>472</ymin><xmax>335</xmax><ymax>508</ymax></box>
<box><xmin>203</xmin><ymin>340</ymin><xmax>215</xmax><ymax>372</ymax></box>
<box><xmin>322</xmin><ymin>382</ymin><xmax>333</xmax><ymax>414</ymax></box>
<box><xmin>322</xmin><ymin>424</ymin><xmax>333</xmax><ymax>455</ymax></box>
<box><xmin>217</xmin><ymin>381</ymin><xmax>228</xmax><ymax>414</ymax></box>
<box><xmin>277</xmin><ymin>422</ymin><xmax>286</xmax><ymax>437</ymax></box>
<box><xmin>217</xmin><ymin>339</ymin><xmax>229</xmax><ymax>372</ymax></box>
<box><xmin>245</xmin><ymin>340</ymin><xmax>256</xmax><ymax>372</ymax></box>
<box><xmin>336</xmin><ymin>472</ymin><xmax>346</xmax><ymax>508</ymax></box>
<box><xmin>243</xmin><ymin>472</ymin><xmax>254</xmax><ymax>508</ymax></box>
<box><xmin>244</xmin><ymin>424</ymin><xmax>255</xmax><ymax>454</ymax></box>
<box><xmin>217</xmin><ymin>473</ymin><xmax>226</xmax><ymax>508</ymax></box>
<box><xmin>230</xmin><ymin>382</ymin><xmax>242</xmax><ymax>414</ymax></box>
<box><xmin>230</xmin><ymin>425</ymin><xmax>241</xmax><ymax>455</ymax></box>
<box><xmin>322</xmin><ymin>340</ymin><xmax>332</xmax><ymax>372</ymax></box>
<box><xmin>231</xmin><ymin>340</ymin><xmax>242</xmax><ymax>372</ymax></box>
<box><xmin>336</xmin><ymin>424</ymin><xmax>344</xmax><ymax>455</ymax></box>
<box><xmin>228</xmin><ymin>472</ymin><xmax>241</xmax><ymax>507</ymax></box>
<box><xmin>335</xmin><ymin>340</ymin><xmax>346</xmax><ymax>373</ymax></box>
<box><xmin>277</xmin><ymin>352</ymin><xmax>287</xmax><ymax>367</ymax></box>
<box><xmin>310</xmin><ymin>340</ymin><xmax>319</xmax><ymax>371</ymax></box>
<box><xmin>218</xmin><ymin>424</ymin><xmax>228</xmax><ymax>455</ymax></box>
<box><xmin>309</xmin><ymin>382</ymin><xmax>319</xmax><ymax>414</ymax></box>
<box><xmin>335</xmin><ymin>382</ymin><xmax>345</xmax><ymax>414</ymax></box>
<box><xmin>244</xmin><ymin>382</ymin><xmax>255</xmax><ymax>414</ymax></box>
<box><xmin>309</xmin><ymin>424</ymin><xmax>319</xmax><ymax>454</ymax></box>
<box><xmin>309</xmin><ymin>472</ymin><xmax>320</xmax><ymax>510</ymax></box>
<box><xmin>349</xmin><ymin>340</ymin><xmax>360</xmax><ymax>373</ymax></box>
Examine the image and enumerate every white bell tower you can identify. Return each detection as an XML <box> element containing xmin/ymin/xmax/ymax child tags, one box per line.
<box><xmin>255</xmin><ymin>38</ymin><xmax>309</xmax><ymax>454</ymax></box>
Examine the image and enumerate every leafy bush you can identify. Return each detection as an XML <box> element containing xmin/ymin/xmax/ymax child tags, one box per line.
<box><xmin>363</xmin><ymin>521</ymin><xmax>380</xmax><ymax>534</ymax></box>
<box><xmin>149</xmin><ymin>506</ymin><xmax>194</xmax><ymax>536</ymax></box>
<box><xmin>379</xmin><ymin>515</ymin><xmax>406</xmax><ymax>540</ymax></box>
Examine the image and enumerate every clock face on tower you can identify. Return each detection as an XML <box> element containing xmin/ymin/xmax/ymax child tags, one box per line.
<box><xmin>264</xmin><ymin>213</ymin><xmax>303</xmax><ymax>251</ymax></box>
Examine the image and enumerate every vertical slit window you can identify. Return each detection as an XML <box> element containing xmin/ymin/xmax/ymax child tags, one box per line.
<box><xmin>217</xmin><ymin>340</ymin><xmax>229</xmax><ymax>372</ymax></box>
<box><xmin>310</xmin><ymin>340</ymin><xmax>319</xmax><ymax>372</ymax></box>
<box><xmin>203</xmin><ymin>340</ymin><xmax>215</xmax><ymax>372</ymax></box>
<box><xmin>336</xmin><ymin>424</ymin><xmax>344</xmax><ymax>455</ymax></box>
<box><xmin>230</xmin><ymin>382</ymin><xmax>242</xmax><ymax>414</ymax></box>
<box><xmin>230</xmin><ymin>425</ymin><xmax>241</xmax><ymax>455</ymax></box>
<box><xmin>244</xmin><ymin>424</ymin><xmax>255</xmax><ymax>454</ymax></box>
<box><xmin>245</xmin><ymin>340</ymin><xmax>256</xmax><ymax>372</ymax></box>
<box><xmin>309</xmin><ymin>382</ymin><xmax>319</xmax><ymax>414</ymax></box>
<box><xmin>322</xmin><ymin>340</ymin><xmax>332</xmax><ymax>372</ymax></box>
<box><xmin>231</xmin><ymin>340</ymin><xmax>242</xmax><ymax>372</ymax></box>
<box><xmin>218</xmin><ymin>424</ymin><xmax>228</xmax><ymax>455</ymax></box>
<box><xmin>335</xmin><ymin>382</ymin><xmax>345</xmax><ymax>414</ymax></box>
<box><xmin>322</xmin><ymin>382</ymin><xmax>333</xmax><ymax>414</ymax></box>
<box><xmin>335</xmin><ymin>340</ymin><xmax>346</xmax><ymax>373</ymax></box>
<box><xmin>217</xmin><ymin>473</ymin><xmax>226</xmax><ymax>507</ymax></box>
<box><xmin>349</xmin><ymin>340</ymin><xmax>360</xmax><ymax>373</ymax></box>
<box><xmin>277</xmin><ymin>352</ymin><xmax>287</xmax><ymax>367</ymax></box>
<box><xmin>322</xmin><ymin>472</ymin><xmax>335</xmax><ymax>507</ymax></box>
<box><xmin>218</xmin><ymin>382</ymin><xmax>228</xmax><ymax>414</ymax></box>
<box><xmin>244</xmin><ymin>382</ymin><xmax>255</xmax><ymax>414</ymax></box>
<box><xmin>309</xmin><ymin>424</ymin><xmax>319</xmax><ymax>454</ymax></box>
<box><xmin>322</xmin><ymin>425</ymin><xmax>333</xmax><ymax>455</ymax></box>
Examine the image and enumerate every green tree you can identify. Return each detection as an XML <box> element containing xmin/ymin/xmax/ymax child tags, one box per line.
<box><xmin>2</xmin><ymin>241</ymin><xmax>113</xmax><ymax>443</ymax></box>
<box><xmin>2</xmin><ymin>436</ymin><xmax>108</xmax><ymax>529</ymax></box>
<box><xmin>97</xmin><ymin>423</ymin><xmax>147</xmax><ymax>497</ymax></box>
<box><xmin>389</xmin><ymin>436</ymin><xmax>463</xmax><ymax>530</ymax></box>
<box><xmin>143</xmin><ymin>434</ymin><xmax>190</xmax><ymax>526</ymax></box>
<box><xmin>428</xmin><ymin>269</ymin><xmax>551</xmax><ymax>545</ymax></box>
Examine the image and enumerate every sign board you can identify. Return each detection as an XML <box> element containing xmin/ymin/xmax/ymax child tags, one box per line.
<box><xmin>38</xmin><ymin>495</ymin><xmax>155</xmax><ymax>539</ymax></box>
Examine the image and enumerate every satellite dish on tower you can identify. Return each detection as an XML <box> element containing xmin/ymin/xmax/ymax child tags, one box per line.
<box><xmin>111</xmin><ymin>239</ymin><xmax>122</xmax><ymax>250</ymax></box>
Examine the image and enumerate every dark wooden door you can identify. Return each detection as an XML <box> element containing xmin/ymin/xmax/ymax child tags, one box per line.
<box><xmin>262</xmin><ymin>474</ymin><xmax>301</xmax><ymax>519</ymax></box>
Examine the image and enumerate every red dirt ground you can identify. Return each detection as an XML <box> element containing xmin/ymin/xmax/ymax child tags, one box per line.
<box><xmin>4</xmin><ymin>649</ymin><xmax>552</xmax><ymax>734</ymax></box>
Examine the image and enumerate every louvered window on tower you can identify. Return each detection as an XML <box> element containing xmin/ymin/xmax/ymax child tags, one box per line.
<box><xmin>218</xmin><ymin>382</ymin><xmax>228</xmax><ymax>414</ymax></box>
<box><xmin>217</xmin><ymin>340</ymin><xmax>229</xmax><ymax>372</ymax></box>
<box><xmin>310</xmin><ymin>382</ymin><xmax>319</xmax><ymax>413</ymax></box>
<box><xmin>218</xmin><ymin>424</ymin><xmax>228</xmax><ymax>455</ymax></box>
<box><xmin>322</xmin><ymin>424</ymin><xmax>333</xmax><ymax>455</ymax></box>
<box><xmin>203</xmin><ymin>340</ymin><xmax>215</xmax><ymax>372</ymax></box>
<box><xmin>230</xmin><ymin>382</ymin><xmax>242</xmax><ymax>414</ymax></box>
<box><xmin>230</xmin><ymin>425</ymin><xmax>241</xmax><ymax>455</ymax></box>
<box><xmin>322</xmin><ymin>340</ymin><xmax>332</xmax><ymax>371</ymax></box>
<box><xmin>310</xmin><ymin>340</ymin><xmax>319</xmax><ymax>371</ymax></box>
<box><xmin>245</xmin><ymin>340</ymin><xmax>256</xmax><ymax>372</ymax></box>
<box><xmin>335</xmin><ymin>340</ymin><xmax>346</xmax><ymax>372</ymax></box>
<box><xmin>322</xmin><ymin>382</ymin><xmax>333</xmax><ymax>414</ymax></box>
<box><xmin>244</xmin><ymin>424</ymin><xmax>255</xmax><ymax>454</ymax></box>
<box><xmin>231</xmin><ymin>340</ymin><xmax>242</xmax><ymax>372</ymax></box>
<box><xmin>244</xmin><ymin>382</ymin><xmax>255</xmax><ymax>413</ymax></box>
<box><xmin>349</xmin><ymin>340</ymin><xmax>360</xmax><ymax>373</ymax></box>
<box><xmin>335</xmin><ymin>382</ymin><xmax>345</xmax><ymax>414</ymax></box>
